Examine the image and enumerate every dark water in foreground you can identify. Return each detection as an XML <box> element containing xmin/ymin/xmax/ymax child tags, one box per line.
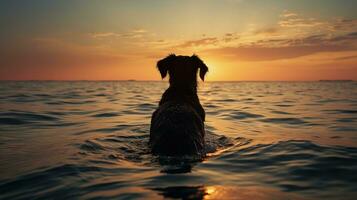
<box><xmin>0</xmin><ymin>81</ymin><xmax>357</xmax><ymax>200</ymax></box>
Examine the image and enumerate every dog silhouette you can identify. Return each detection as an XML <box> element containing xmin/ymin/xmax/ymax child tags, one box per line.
<box><xmin>150</xmin><ymin>54</ymin><xmax>208</xmax><ymax>156</ymax></box>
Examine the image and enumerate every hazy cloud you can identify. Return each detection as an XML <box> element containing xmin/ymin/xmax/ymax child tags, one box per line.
<box><xmin>175</xmin><ymin>37</ymin><xmax>219</xmax><ymax>48</ymax></box>
<box><xmin>91</xmin><ymin>29</ymin><xmax>149</xmax><ymax>39</ymax></box>
<box><xmin>132</xmin><ymin>29</ymin><xmax>148</xmax><ymax>33</ymax></box>
<box><xmin>204</xmin><ymin>45</ymin><xmax>354</xmax><ymax>61</ymax></box>
<box><xmin>91</xmin><ymin>32</ymin><xmax>121</xmax><ymax>38</ymax></box>
<box><xmin>279</xmin><ymin>11</ymin><xmax>326</xmax><ymax>28</ymax></box>
<box><xmin>330</xmin><ymin>31</ymin><xmax>357</xmax><ymax>42</ymax></box>
<box><xmin>280</xmin><ymin>10</ymin><xmax>298</xmax><ymax>18</ymax></box>
<box><xmin>205</xmin><ymin>31</ymin><xmax>357</xmax><ymax>61</ymax></box>
<box><xmin>254</xmin><ymin>27</ymin><xmax>279</xmax><ymax>35</ymax></box>
<box><xmin>332</xmin><ymin>19</ymin><xmax>357</xmax><ymax>31</ymax></box>
<box><xmin>333</xmin><ymin>55</ymin><xmax>357</xmax><ymax>61</ymax></box>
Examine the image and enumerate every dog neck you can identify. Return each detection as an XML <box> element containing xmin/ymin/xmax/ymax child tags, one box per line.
<box><xmin>159</xmin><ymin>82</ymin><xmax>205</xmax><ymax>121</ymax></box>
<box><xmin>168</xmin><ymin>83</ymin><xmax>197</xmax><ymax>94</ymax></box>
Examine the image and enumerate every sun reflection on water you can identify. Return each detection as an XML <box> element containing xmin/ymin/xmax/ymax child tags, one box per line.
<box><xmin>203</xmin><ymin>185</ymin><xmax>307</xmax><ymax>200</ymax></box>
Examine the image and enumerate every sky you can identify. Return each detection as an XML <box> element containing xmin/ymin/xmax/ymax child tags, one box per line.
<box><xmin>0</xmin><ymin>0</ymin><xmax>357</xmax><ymax>81</ymax></box>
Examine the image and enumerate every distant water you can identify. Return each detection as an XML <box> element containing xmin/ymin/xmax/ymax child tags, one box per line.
<box><xmin>1</xmin><ymin>81</ymin><xmax>357</xmax><ymax>199</ymax></box>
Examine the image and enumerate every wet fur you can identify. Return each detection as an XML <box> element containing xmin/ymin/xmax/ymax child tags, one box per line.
<box><xmin>149</xmin><ymin>54</ymin><xmax>208</xmax><ymax>156</ymax></box>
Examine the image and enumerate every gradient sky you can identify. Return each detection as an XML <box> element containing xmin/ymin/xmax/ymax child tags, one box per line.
<box><xmin>1</xmin><ymin>0</ymin><xmax>357</xmax><ymax>81</ymax></box>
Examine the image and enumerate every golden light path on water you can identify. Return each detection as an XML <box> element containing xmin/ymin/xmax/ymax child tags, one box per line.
<box><xmin>203</xmin><ymin>185</ymin><xmax>307</xmax><ymax>200</ymax></box>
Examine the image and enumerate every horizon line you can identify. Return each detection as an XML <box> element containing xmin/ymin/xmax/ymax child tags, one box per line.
<box><xmin>0</xmin><ymin>79</ymin><xmax>355</xmax><ymax>82</ymax></box>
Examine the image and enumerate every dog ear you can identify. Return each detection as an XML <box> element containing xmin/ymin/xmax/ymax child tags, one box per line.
<box><xmin>157</xmin><ymin>54</ymin><xmax>176</xmax><ymax>79</ymax></box>
<box><xmin>191</xmin><ymin>54</ymin><xmax>208</xmax><ymax>81</ymax></box>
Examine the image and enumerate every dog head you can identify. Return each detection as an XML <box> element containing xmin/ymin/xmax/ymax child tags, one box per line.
<box><xmin>157</xmin><ymin>54</ymin><xmax>208</xmax><ymax>88</ymax></box>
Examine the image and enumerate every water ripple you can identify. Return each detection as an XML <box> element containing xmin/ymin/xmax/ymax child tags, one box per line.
<box><xmin>224</xmin><ymin>111</ymin><xmax>264</xmax><ymax>120</ymax></box>
<box><xmin>260</xmin><ymin>117</ymin><xmax>309</xmax><ymax>125</ymax></box>
<box><xmin>0</xmin><ymin>111</ymin><xmax>59</xmax><ymax>125</ymax></box>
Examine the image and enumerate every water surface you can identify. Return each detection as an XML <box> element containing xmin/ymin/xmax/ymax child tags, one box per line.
<box><xmin>0</xmin><ymin>81</ymin><xmax>357</xmax><ymax>199</ymax></box>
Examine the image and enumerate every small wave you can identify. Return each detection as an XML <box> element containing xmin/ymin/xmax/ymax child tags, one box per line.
<box><xmin>224</xmin><ymin>111</ymin><xmax>264</xmax><ymax>120</ymax></box>
<box><xmin>135</xmin><ymin>103</ymin><xmax>157</xmax><ymax>112</ymax></box>
<box><xmin>215</xmin><ymin>98</ymin><xmax>237</xmax><ymax>102</ymax></box>
<box><xmin>324</xmin><ymin>109</ymin><xmax>357</xmax><ymax>114</ymax></box>
<box><xmin>241</xmin><ymin>98</ymin><xmax>254</xmax><ymax>101</ymax></box>
<box><xmin>58</xmin><ymin>100</ymin><xmax>96</xmax><ymax>105</ymax></box>
<box><xmin>94</xmin><ymin>93</ymin><xmax>107</xmax><ymax>97</ymax></box>
<box><xmin>270</xmin><ymin>110</ymin><xmax>292</xmax><ymax>115</ymax></box>
<box><xmin>60</xmin><ymin>92</ymin><xmax>83</xmax><ymax>99</ymax></box>
<box><xmin>336</xmin><ymin>118</ymin><xmax>356</xmax><ymax>123</ymax></box>
<box><xmin>317</xmin><ymin>99</ymin><xmax>353</xmax><ymax>104</ymax></box>
<box><xmin>79</xmin><ymin>140</ymin><xmax>105</xmax><ymax>152</ymax></box>
<box><xmin>275</xmin><ymin>104</ymin><xmax>293</xmax><ymax>107</ymax></box>
<box><xmin>45</xmin><ymin>111</ymin><xmax>66</xmax><ymax>116</ymax></box>
<box><xmin>0</xmin><ymin>118</ymin><xmax>28</xmax><ymax>125</ymax></box>
<box><xmin>331</xmin><ymin>126</ymin><xmax>357</xmax><ymax>132</ymax></box>
<box><xmin>205</xmin><ymin>104</ymin><xmax>219</xmax><ymax>108</ymax></box>
<box><xmin>33</xmin><ymin>94</ymin><xmax>52</xmax><ymax>97</ymax></box>
<box><xmin>260</xmin><ymin>117</ymin><xmax>308</xmax><ymax>125</ymax></box>
<box><xmin>75</xmin><ymin>124</ymin><xmax>137</xmax><ymax>135</ymax></box>
<box><xmin>0</xmin><ymin>111</ymin><xmax>59</xmax><ymax>125</ymax></box>
<box><xmin>7</xmin><ymin>94</ymin><xmax>32</xmax><ymax>98</ymax></box>
<box><xmin>91</xmin><ymin>112</ymin><xmax>120</xmax><ymax>118</ymax></box>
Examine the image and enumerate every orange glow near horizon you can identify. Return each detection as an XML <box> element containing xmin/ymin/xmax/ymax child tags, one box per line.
<box><xmin>1</xmin><ymin>1</ymin><xmax>357</xmax><ymax>81</ymax></box>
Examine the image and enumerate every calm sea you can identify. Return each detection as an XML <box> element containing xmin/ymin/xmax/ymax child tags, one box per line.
<box><xmin>0</xmin><ymin>81</ymin><xmax>357</xmax><ymax>199</ymax></box>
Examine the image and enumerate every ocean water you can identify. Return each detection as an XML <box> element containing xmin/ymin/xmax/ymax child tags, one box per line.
<box><xmin>0</xmin><ymin>81</ymin><xmax>357</xmax><ymax>200</ymax></box>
